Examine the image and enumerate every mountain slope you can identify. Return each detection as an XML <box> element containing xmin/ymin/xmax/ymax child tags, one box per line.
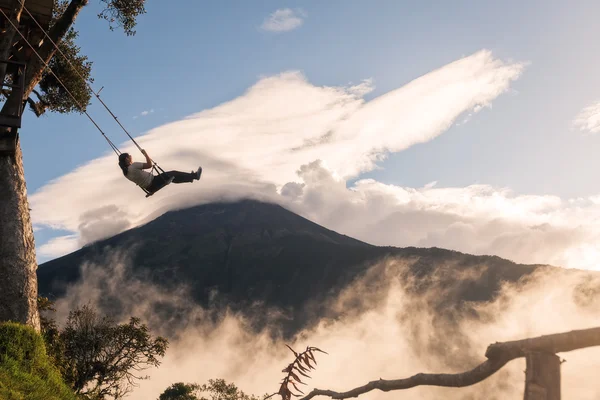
<box><xmin>37</xmin><ymin>199</ymin><xmax>552</xmax><ymax>335</ymax></box>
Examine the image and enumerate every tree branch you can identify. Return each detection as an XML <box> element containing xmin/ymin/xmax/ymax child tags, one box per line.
<box><xmin>23</xmin><ymin>0</ymin><xmax>89</xmax><ymax>98</ymax></box>
<box><xmin>300</xmin><ymin>326</ymin><xmax>600</xmax><ymax>400</ymax></box>
<box><xmin>0</xmin><ymin>0</ymin><xmax>88</xmax><ymax>118</ymax></box>
<box><xmin>31</xmin><ymin>88</ymin><xmax>45</xmax><ymax>101</ymax></box>
<box><xmin>26</xmin><ymin>96</ymin><xmax>46</xmax><ymax>116</ymax></box>
<box><xmin>485</xmin><ymin>326</ymin><xmax>600</xmax><ymax>359</ymax></box>
<box><xmin>23</xmin><ymin>87</ymin><xmax>51</xmax><ymax>116</ymax></box>
<box><xmin>300</xmin><ymin>358</ymin><xmax>510</xmax><ymax>400</ymax></box>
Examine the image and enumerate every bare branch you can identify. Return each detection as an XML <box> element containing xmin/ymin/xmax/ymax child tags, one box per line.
<box><xmin>300</xmin><ymin>326</ymin><xmax>600</xmax><ymax>400</ymax></box>
<box><xmin>26</xmin><ymin>96</ymin><xmax>46</xmax><ymax>116</ymax></box>
<box><xmin>25</xmin><ymin>88</ymin><xmax>50</xmax><ymax>116</ymax></box>
<box><xmin>485</xmin><ymin>326</ymin><xmax>600</xmax><ymax>359</ymax></box>
<box><xmin>31</xmin><ymin>89</ymin><xmax>45</xmax><ymax>102</ymax></box>
<box><xmin>300</xmin><ymin>358</ymin><xmax>509</xmax><ymax>400</ymax></box>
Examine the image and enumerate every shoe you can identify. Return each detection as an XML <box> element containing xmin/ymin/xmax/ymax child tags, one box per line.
<box><xmin>194</xmin><ymin>166</ymin><xmax>202</xmax><ymax>180</ymax></box>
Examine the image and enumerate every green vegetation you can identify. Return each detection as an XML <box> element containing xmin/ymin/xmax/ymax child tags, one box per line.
<box><xmin>39</xmin><ymin>299</ymin><xmax>168</xmax><ymax>399</ymax></box>
<box><xmin>1</xmin><ymin>300</ymin><xmax>168</xmax><ymax>400</ymax></box>
<box><xmin>0</xmin><ymin>322</ymin><xmax>76</xmax><ymax>400</ymax></box>
<box><xmin>158</xmin><ymin>379</ymin><xmax>266</xmax><ymax>400</ymax></box>
<box><xmin>24</xmin><ymin>0</ymin><xmax>147</xmax><ymax>117</ymax></box>
<box><xmin>158</xmin><ymin>382</ymin><xmax>201</xmax><ymax>400</ymax></box>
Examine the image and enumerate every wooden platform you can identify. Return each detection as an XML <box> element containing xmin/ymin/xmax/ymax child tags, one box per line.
<box><xmin>0</xmin><ymin>0</ymin><xmax>54</xmax><ymax>27</ymax></box>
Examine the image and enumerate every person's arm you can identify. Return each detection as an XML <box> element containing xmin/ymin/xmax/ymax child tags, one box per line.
<box><xmin>141</xmin><ymin>149</ymin><xmax>152</xmax><ymax>169</ymax></box>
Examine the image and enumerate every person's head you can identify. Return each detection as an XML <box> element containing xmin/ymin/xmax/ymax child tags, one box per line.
<box><xmin>118</xmin><ymin>153</ymin><xmax>132</xmax><ymax>176</ymax></box>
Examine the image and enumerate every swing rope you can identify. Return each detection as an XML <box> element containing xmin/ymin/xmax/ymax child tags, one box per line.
<box><xmin>0</xmin><ymin>6</ymin><xmax>122</xmax><ymax>156</ymax></box>
<box><xmin>18</xmin><ymin>0</ymin><xmax>152</xmax><ymax>161</ymax></box>
<box><xmin>1</xmin><ymin>4</ymin><xmax>169</xmax><ymax>195</ymax></box>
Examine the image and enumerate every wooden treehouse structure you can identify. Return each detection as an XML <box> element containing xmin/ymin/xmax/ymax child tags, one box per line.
<box><xmin>0</xmin><ymin>0</ymin><xmax>54</xmax><ymax>155</ymax></box>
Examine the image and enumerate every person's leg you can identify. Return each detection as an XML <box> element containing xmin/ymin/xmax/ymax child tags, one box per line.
<box><xmin>146</xmin><ymin>168</ymin><xmax>201</xmax><ymax>192</ymax></box>
<box><xmin>164</xmin><ymin>170</ymin><xmax>196</xmax><ymax>184</ymax></box>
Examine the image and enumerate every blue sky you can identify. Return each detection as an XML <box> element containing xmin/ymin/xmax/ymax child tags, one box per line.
<box><xmin>23</xmin><ymin>0</ymin><xmax>600</xmax><ymax>194</ymax></box>
<box><xmin>16</xmin><ymin>3</ymin><xmax>600</xmax><ymax>397</ymax></box>
<box><xmin>16</xmin><ymin>0</ymin><xmax>600</xmax><ymax>266</ymax></box>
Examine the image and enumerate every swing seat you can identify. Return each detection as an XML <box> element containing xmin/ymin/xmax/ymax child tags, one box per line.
<box><xmin>144</xmin><ymin>175</ymin><xmax>174</xmax><ymax>197</ymax></box>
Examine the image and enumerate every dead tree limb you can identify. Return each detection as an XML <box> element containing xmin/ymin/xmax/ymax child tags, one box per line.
<box><xmin>300</xmin><ymin>326</ymin><xmax>600</xmax><ymax>400</ymax></box>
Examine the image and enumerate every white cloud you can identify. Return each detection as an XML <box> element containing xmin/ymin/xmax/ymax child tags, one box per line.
<box><xmin>282</xmin><ymin>165</ymin><xmax>600</xmax><ymax>270</ymax></box>
<box><xmin>33</xmin><ymin>47</ymin><xmax>600</xmax><ymax>400</ymax></box>
<box><xmin>38</xmin><ymin>234</ymin><xmax>79</xmax><ymax>259</ymax></box>
<box><xmin>133</xmin><ymin>109</ymin><xmax>155</xmax><ymax>119</ymax></box>
<box><xmin>261</xmin><ymin>8</ymin><xmax>305</xmax><ymax>32</ymax></box>
<box><xmin>346</xmin><ymin>78</ymin><xmax>374</xmax><ymax>97</ymax></box>
<box><xmin>573</xmin><ymin>101</ymin><xmax>600</xmax><ymax>134</ymax></box>
<box><xmin>30</xmin><ymin>50</ymin><xmax>528</xmax><ymax>264</ymax></box>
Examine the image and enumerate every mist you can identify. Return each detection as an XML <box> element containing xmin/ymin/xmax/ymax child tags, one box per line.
<box><xmin>49</xmin><ymin>251</ymin><xmax>600</xmax><ymax>400</ymax></box>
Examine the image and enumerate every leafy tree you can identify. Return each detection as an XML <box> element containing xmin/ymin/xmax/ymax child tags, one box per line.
<box><xmin>198</xmin><ymin>379</ymin><xmax>264</xmax><ymax>400</ymax></box>
<box><xmin>158</xmin><ymin>382</ymin><xmax>201</xmax><ymax>400</ymax></box>
<box><xmin>30</xmin><ymin>0</ymin><xmax>93</xmax><ymax>116</ymax></box>
<box><xmin>37</xmin><ymin>296</ymin><xmax>65</xmax><ymax>371</ymax></box>
<box><xmin>26</xmin><ymin>0</ymin><xmax>145</xmax><ymax>115</ymax></box>
<box><xmin>38</xmin><ymin>300</ymin><xmax>168</xmax><ymax>399</ymax></box>
<box><xmin>159</xmin><ymin>379</ymin><xmax>266</xmax><ymax>400</ymax></box>
<box><xmin>2</xmin><ymin>0</ymin><xmax>146</xmax><ymax>116</ymax></box>
<box><xmin>0</xmin><ymin>0</ymin><xmax>147</xmax><ymax>331</ymax></box>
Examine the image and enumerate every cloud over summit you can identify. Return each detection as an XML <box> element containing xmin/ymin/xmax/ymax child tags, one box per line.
<box><xmin>31</xmin><ymin>50</ymin><xmax>537</xmax><ymax>267</ymax></box>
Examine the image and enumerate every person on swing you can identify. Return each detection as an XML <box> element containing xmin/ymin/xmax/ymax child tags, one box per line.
<box><xmin>118</xmin><ymin>149</ymin><xmax>202</xmax><ymax>194</ymax></box>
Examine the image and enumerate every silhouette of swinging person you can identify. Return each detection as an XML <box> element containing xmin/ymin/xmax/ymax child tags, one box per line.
<box><xmin>118</xmin><ymin>149</ymin><xmax>202</xmax><ymax>195</ymax></box>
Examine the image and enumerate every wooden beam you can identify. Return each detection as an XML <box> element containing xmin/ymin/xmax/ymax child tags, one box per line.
<box><xmin>0</xmin><ymin>0</ymin><xmax>53</xmax><ymax>28</ymax></box>
<box><xmin>0</xmin><ymin>130</ymin><xmax>17</xmax><ymax>155</ymax></box>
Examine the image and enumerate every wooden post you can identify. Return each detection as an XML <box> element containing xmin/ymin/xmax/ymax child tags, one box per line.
<box><xmin>523</xmin><ymin>352</ymin><xmax>561</xmax><ymax>400</ymax></box>
<box><xmin>0</xmin><ymin>130</ymin><xmax>18</xmax><ymax>155</ymax></box>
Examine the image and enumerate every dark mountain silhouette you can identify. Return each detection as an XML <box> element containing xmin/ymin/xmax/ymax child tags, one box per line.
<box><xmin>37</xmin><ymin>200</ymin><xmax>558</xmax><ymax>336</ymax></box>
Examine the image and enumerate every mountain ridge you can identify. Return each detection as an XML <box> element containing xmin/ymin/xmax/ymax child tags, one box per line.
<box><xmin>37</xmin><ymin>199</ymin><xmax>560</xmax><ymax>336</ymax></box>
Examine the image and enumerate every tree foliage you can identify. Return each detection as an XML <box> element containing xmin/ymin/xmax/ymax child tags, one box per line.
<box><xmin>33</xmin><ymin>1</ymin><xmax>94</xmax><ymax>115</ymax></box>
<box><xmin>2</xmin><ymin>0</ymin><xmax>147</xmax><ymax>117</ymax></box>
<box><xmin>37</xmin><ymin>296</ymin><xmax>64</xmax><ymax>369</ymax></box>
<box><xmin>158</xmin><ymin>382</ymin><xmax>201</xmax><ymax>400</ymax></box>
<box><xmin>273</xmin><ymin>346</ymin><xmax>327</xmax><ymax>400</ymax></box>
<box><xmin>98</xmin><ymin>0</ymin><xmax>146</xmax><ymax>35</ymax></box>
<box><xmin>39</xmin><ymin>299</ymin><xmax>168</xmax><ymax>400</ymax></box>
<box><xmin>159</xmin><ymin>379</ymin><xmax>267</xmax><ymax>400</ymax></box>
